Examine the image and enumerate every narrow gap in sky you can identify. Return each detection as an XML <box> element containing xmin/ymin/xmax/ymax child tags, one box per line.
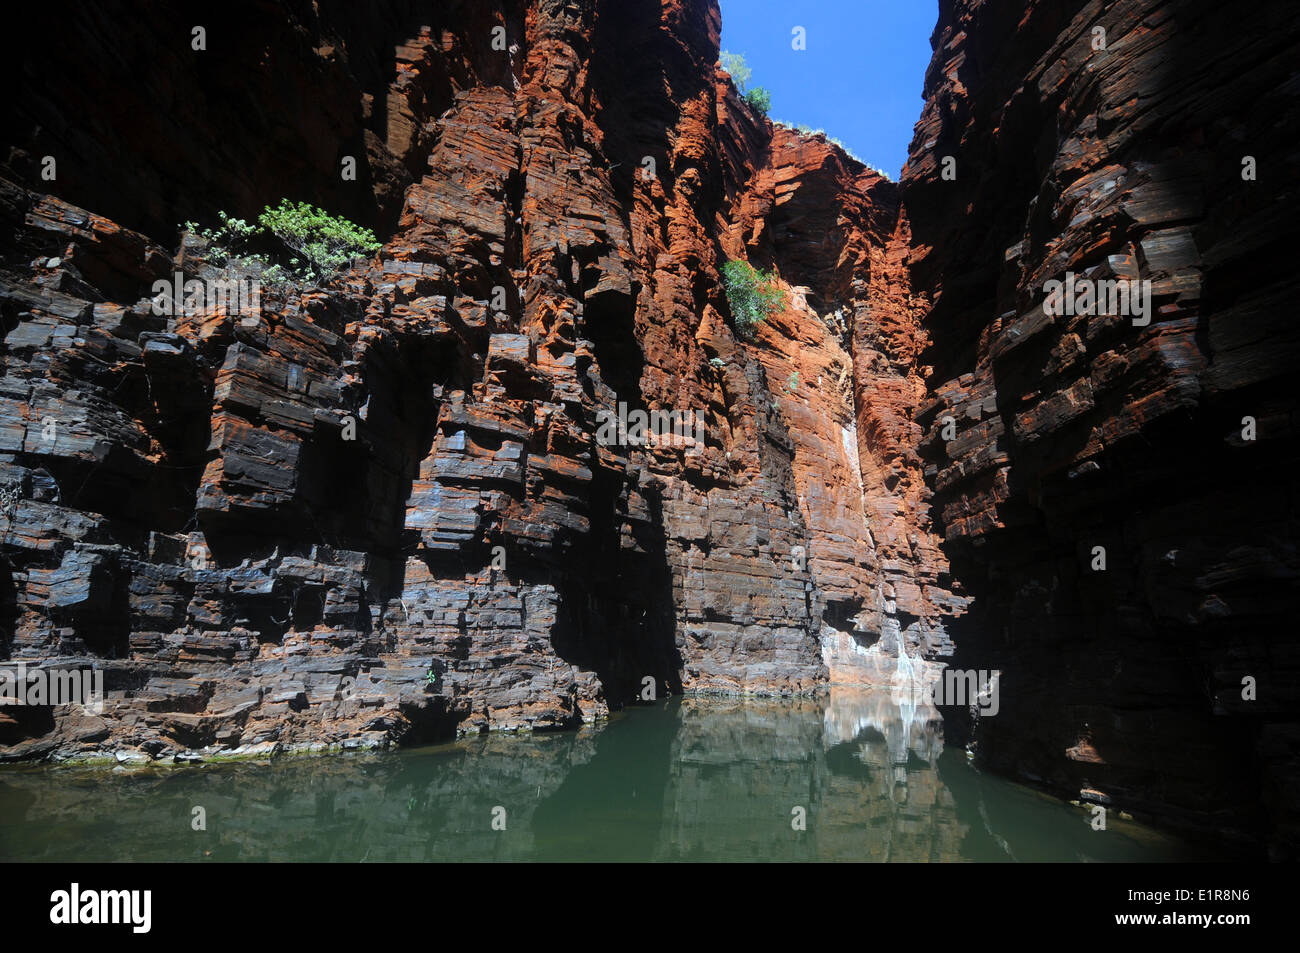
<box><xmin>719</xmin><ymin>0</ymin><xmax>937</xmax><ymax>179</ymax></box>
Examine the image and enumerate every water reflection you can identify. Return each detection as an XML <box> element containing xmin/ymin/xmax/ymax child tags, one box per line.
<box><xmin>0</xmin><ymin>689</ymin><xmax>1213</xmax><ymax>862</ymax></box>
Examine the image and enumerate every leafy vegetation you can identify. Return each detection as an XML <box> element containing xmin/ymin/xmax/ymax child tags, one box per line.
<box><xmin>181</xmin><ymin>211</ymin><xmax>290</xmax><ymax>290</ymax></box>
<box><xmin>719</xmin><ymin>51</ymin><xmax>751</xmax><ymax>91</ymax></box>
<box><xmin>719</xmin><ymin>51</ymin><xmax>771</xmax><ymax>117</ymax></box>
<box><xmin>256</xmin><ymin>200</ymin><xmax>381</xmax><ymax>284</ymax></box>
<box><xmin>718</xmin><ymin>55</ymin><xmax>892</xmax><ymax>172</ymax></box>
<box><xmin>721</xmin><ymin>259</ymin><xmax>785</xmax><ymax>340</ymax></box>
<box><xmin>181</xmin><ymin>200</ymin><xmax>381</xmax><ymax>291</ymax></box>
<box><xmin>743</xmin><ymin>87</ymin><xmax>772</xmax><ymax>115</ymax></box>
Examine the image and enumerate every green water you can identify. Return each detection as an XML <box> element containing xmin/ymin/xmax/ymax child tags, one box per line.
<box><xmin>0</xmin><ymin>691</ymin><xmax>1215</xmax><ymax>862</ymax></box>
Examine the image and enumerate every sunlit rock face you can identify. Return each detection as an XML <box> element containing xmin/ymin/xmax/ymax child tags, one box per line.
<box><xmin>0</xmin><ymin>0</ymin><xmax>958</xmax><ymax>761</ymax></box>
<box><xmin>724</xmin><ymin>128</ymin><xmax>966</xmax><ymax>687</ymax></box>
<box><xmin>898</xmin><ymin>0</ymin><xmax>1300</xmax><ymax>856</ymax></box>
<box><xmin>819</xmin><ymin>628</ymin><xmax>948</xmax><ymax>695</ymax></box>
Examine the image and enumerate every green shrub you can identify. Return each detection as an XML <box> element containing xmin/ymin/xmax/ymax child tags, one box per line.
<box><xmin>721</xmin><ymin>259</ymin><xmax>785</xmax><ymax>340</ymax></box>
<box><xmin>257</xmin><ymin>199</ymin><xmax>381</xmax><ymax>284</ymax></box>
<box><xmin>182</xmin><ymin>210</ymin><xmax>259</xmax><ymax>270</ymax></box>
<box><xmin>744</xmin><ymin>87</ymin><xmax>772</xmax><ymax>115</ymax></box>
<box><xmin>720</xmin><ymin>51</ymin><xmax>752</xmax><ymax>92</ymax></box>
<box><xmin>719</xmin><ymin>51</ymin><xmax>772</xmax><ymax>117</ymax></box>
<box><xmin>181</xmin><ymin>211</ymin><xmax>290</xmax><ymax>292</ymax></box>
<box><xmin>183</xmin><ymin>201</ymin><xmax>380</xmax><ymax>290</ymax></box>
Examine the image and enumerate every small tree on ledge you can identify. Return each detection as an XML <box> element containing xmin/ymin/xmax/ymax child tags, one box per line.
<box><xmin>720</xmin><ymin>51</ymin><xmax>771</xmax><ymax>117</ymax></box>
<box><xmin>722</xmin><ymin>259</ymin><xmax>785</xmax><ymax>340</ymax></box>
<box><xmin>183</xmin><ymin>200</ymin><xmax>381</xmax><ymax>291</ymax></box>
<box><xmin>257</xmin><ymin>199</ymin><xmax>382</xmax><ymax>285</ymax></box>
<box><xmin>744</xmin><ymin>87</ymin><xmax>772</xmax><ymax>115</ymax></box>
<box><xmin>720</xmin><ymin>51</ymin><xmax>751</xmax><ymax>91</ymax></box>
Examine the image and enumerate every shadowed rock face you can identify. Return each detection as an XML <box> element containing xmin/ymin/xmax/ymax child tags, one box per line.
<box><xmin>1</xmin><ymin>0</ymin><xmax>1292</xmax><ymax>859</ymax></box>
<box><xmin>900</xmin><ymin>0</ymin><xmax>1300</xmax><ymax>855</ymax></box>
<box><xmin>0</xmin><ymin>0</ymin><xmax>522</xmax><ymax>240</ymax></box>
<box><xmin>0</xmin><ymin>0</ymin><xmax>955</xmax><ymax>763</ymax></box>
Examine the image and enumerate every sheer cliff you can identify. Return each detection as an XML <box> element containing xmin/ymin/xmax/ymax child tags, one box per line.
<box><xmin>1</xmin><ymin>0</ymin><xmax>1295</xmax><ymax>859</ymax></box>
<box><xmin>0</xmin><ymin>0</ymin><xmax>956</xmax><ymax>759</ymax></box>
<box><xmin>901</xmin><ymin>0</ymin><xmax>1299</xmax><ymax>855</ymax></box>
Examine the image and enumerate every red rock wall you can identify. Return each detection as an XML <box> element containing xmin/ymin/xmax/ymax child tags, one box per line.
<box><xmin>10</xmin><ymin>0</ymin><xmax>1284</xmax><ymax>860</ymax></box>
<box><xmin>0</xmin><ymin>0</ymin><xmax>957</xmax><ymax>760</ymax></box>
<box><xmin>901</xmin><ymin>0</ymin><xmax>1300</xmax><ymax>855</ymax></box>
<box><xmin>725</xmin><ymin>124</ymin><xmax>964</xmax><ymax>682</ymax></box>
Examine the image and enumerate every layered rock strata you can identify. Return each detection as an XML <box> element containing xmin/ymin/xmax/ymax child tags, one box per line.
<box><xmin>901</xmin><ymin>0</ymin><xmax>1300</xmax><ymax>856</ymax></box>
<box><xmin>0</xmin><ymin>0</ymin><xmax>956</xmax><ymax>761</ymax></box>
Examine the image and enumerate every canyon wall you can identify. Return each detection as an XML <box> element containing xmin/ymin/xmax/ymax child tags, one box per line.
<box><xmin>0</xmin><ymin>0</ymin><xmax>956</xmax><ymax>761</ymax></box>
<box><xmin>4</xmin><ymin>0</ymin><xmax>1292</xmax><ymax>858</ymax></box>
<box><xmin>901</xmin><ymin>0</ymin><xmax>1299</xmax><ymax>856</ymax></box>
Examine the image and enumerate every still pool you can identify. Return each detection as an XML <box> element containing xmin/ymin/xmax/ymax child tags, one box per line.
<box><xmin>0</xmin><ymin>691</ymin><xmax>1219</xmax><ymax>862</ymax></box>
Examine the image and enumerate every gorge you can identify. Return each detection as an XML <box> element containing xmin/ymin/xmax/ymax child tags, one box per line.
<box><xmin>1</xmin><ymin>0</ymin><xmax>1296</xmax><ymax>861</ymax></box>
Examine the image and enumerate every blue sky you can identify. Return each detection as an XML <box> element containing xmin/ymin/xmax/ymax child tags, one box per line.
<box><xmin>719</xmin><ymin>0</ymin><xmax>937</xmax><ymax>179</ymax></box>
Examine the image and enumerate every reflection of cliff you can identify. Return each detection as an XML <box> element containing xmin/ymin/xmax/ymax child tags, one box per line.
<box><xmin>653</xmin><ymin>691</ymin><xmax>964</xmax><ymax>861</ymax></box>
<box><xmin>1</xmin><ymin>692</ymin><xmax>1215</xmax><ymax>862</ymax></box>
<box><xmin>824</xmin><ymin>686</ymin><xmax>943</xmax><ymax>769</ymax></box>
<box><xmin>0</xmin><ymin>731</ymin><xmax>601</xmax><ymax>862</ymax></box>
